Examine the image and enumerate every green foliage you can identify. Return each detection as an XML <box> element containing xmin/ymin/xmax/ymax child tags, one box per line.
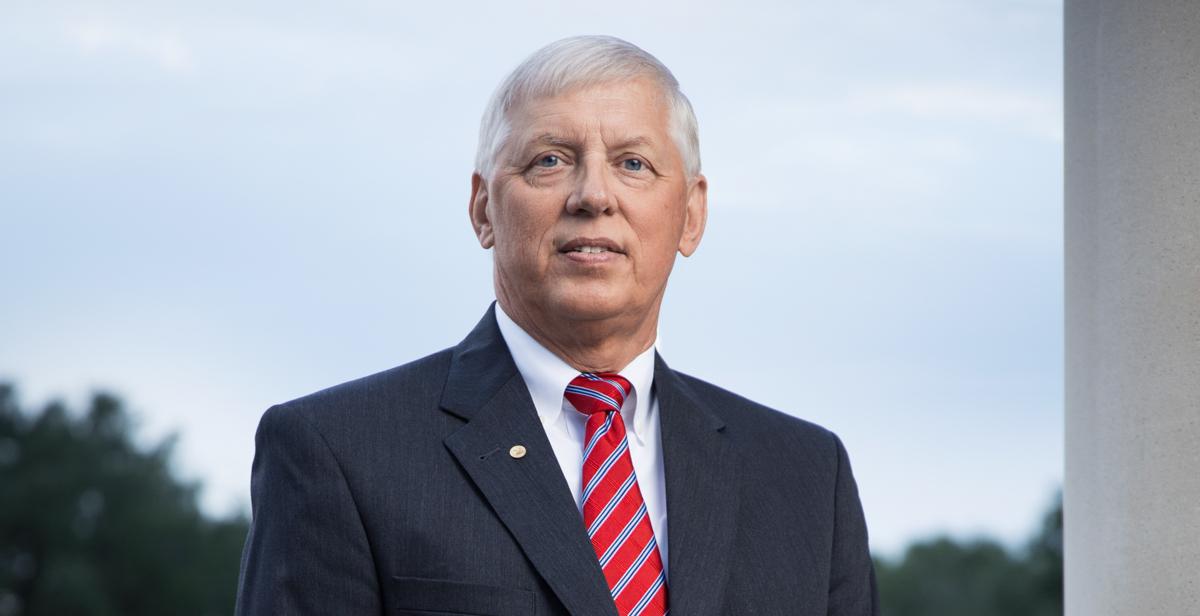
<box><xmin>874</xmin><ymin>493</ymin><xmax>1063</xmax><ymax>616</ymax></box>
<box><xmin>0</xmin><ymin>384</ymin><xmax>248</xmax><ymax>616</ymax></box>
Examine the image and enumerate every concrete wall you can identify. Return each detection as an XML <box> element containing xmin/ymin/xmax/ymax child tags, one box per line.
<box><xmin>1065</xmin><ymin>0</ymin><xmax>1200</xmax><ymax>613</ymax></box>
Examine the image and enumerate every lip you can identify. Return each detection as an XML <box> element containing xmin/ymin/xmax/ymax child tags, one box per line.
<box><xmin>556</xmin><ymin>236</ymin><xmax>626</xmax><ymax>265</ymax></box>
<box><xmin>557</xmin><ymin>236</ymin><xmax>625</xmax><ymax>255</ymax></box>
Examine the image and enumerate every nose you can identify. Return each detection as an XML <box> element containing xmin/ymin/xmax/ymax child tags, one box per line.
<box><xmin>565</xmin><ymin>155</ymin><xmax>617</xmax><ymax>216</ymax></box>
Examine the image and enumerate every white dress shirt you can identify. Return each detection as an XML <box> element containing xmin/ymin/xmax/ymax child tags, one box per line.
<box><xmin>493</xmin><ymin>303</ymin><xmax>669</xmax><ymax>573</ymax></box>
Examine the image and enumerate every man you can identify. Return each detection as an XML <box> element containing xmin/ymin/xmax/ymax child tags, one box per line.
<box><xmin>235</xmin><ymin>35</ymin><xmax>878</xmax><ymax>616</ymax></box>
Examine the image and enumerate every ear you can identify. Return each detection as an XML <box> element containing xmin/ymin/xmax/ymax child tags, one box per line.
<box><xmin>469</xmin><ymin>172</ymin><xmax>494</xmax><ymax>249</ymax></box>
<box><xmin>677</xmin><ymin>173</ymin><xmax>708</xmax><ymax>257</ymax></box>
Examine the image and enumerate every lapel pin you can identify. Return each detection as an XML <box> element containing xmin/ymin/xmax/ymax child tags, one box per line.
<box><xmin>508</xmin><ymin>445</ymin><xmax>527</xmax><ymax>459</ymax></box>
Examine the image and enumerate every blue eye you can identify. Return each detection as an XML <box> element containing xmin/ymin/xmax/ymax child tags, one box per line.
<box><xmin>536</xmin><ymin>154</ymin><xmax>560</xmax><ymax>167</ymax></box>
<box><xmin>623</xmin><ymin>159</ymin><xmax>644</xmax><ymax>171</ymax></box>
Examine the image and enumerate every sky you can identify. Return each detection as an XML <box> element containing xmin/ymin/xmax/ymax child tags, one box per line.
<box><xmin>0</xmin><ymin>0</ymin><xmax>1063</xmax><ymax>558</ymax></box>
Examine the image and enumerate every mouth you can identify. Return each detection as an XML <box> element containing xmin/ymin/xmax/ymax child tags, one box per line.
<box><xmin>556</xmin><ymin>236</ymin><xmax>625</xmax><ymax>266</ymax></box>
<box><xmin>557</xmin><ymin>237</ymin><xmax>625</xmax><ymax>256</ymax></box>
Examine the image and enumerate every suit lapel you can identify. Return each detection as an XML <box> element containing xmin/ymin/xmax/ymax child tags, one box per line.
<box><xmin>441</xmin><ymin>305</ymin><xmax>618</xmax><ymax>616</ymax></box>
<box><xmin>655</xmin><ymin>354</ymin><xmax>741</xmax><ymax>616</ymax></box>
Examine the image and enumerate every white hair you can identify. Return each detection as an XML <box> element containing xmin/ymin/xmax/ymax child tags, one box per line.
<box><xmin>474</xmin><ymin>35</ymin><xmax>701</xmax><ymax>180</ymax></box>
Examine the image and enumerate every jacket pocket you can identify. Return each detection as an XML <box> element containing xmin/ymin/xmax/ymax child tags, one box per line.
<box><xmin>392</xmin><ymin>576</ymin><xmax>536</xmax><ymax>616</ymax></box>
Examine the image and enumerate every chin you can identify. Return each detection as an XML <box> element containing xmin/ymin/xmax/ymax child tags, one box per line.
<box><xmin>547</xmin><ymin>285</ymin><xmax>631</xmax><ymax>322</ymax></box>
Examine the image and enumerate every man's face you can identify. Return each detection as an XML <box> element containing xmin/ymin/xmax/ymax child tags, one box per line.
<box><xmin>469</xmin><ymin>78</ymin><xmax>707</xmax><ymax>326</ymax></box>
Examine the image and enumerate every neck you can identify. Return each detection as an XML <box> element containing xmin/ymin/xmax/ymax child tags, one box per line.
<box><xmin>496</xmin><ymin>298</ymin><xmax>659</xmax><ymax>374</ymax></box>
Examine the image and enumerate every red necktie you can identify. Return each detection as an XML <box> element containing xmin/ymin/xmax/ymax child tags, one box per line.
<box><xmin>565</xmin><ymin>373</ymin><xmax>668</xmax><ymax>616</ymax></box>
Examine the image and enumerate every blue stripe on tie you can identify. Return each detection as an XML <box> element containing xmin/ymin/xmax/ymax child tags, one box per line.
<box><xmin>583</xmin><ymin>372</ymin><xmax>630</xmax><ymax>402</ymax></box>
<box><xmin>628</xmin><ymin>570</ymin><xmax>667</xmax><ymax>616</ymax></box>
<box><xmin>573</xmin><ymin>374</ymin><xmax>628</xmax><ymax>403</ymax></box>
<box><xmin>587</xmin><ymin>472</ymin><xmax>638</xmax><ymax>537</ymax></box>
<box><xmin>582</xmin><ymin>412</ymin><xmax>614</xmax><ymax>461</ymax></box>
<box><xmin>566</xmin><ymin>385</ymin><xmax>622</xmax><ymax>411</ymax></box>
<box><xmin>611</xmin><ymin>536</ymin><xmax>658</xmax><ymax>599</ymax></box>
<box><xmin>599</xmin><ymin>376</ymin><xmax>629</xmax><ymax>398</ymax></box>
<box><xmin>565</xmin><ymin>385</ymin><xmax>622</xmax><ymax>412</ymax></box>
<box><xmin>582</xmin><ymin>438</ymin><xmax>628</xmax><ymax>503</ymax></box>
<box><xmin>597</xmin><ymin>502</ymin><xmax>647</xmax><ymax>564</ymax></box>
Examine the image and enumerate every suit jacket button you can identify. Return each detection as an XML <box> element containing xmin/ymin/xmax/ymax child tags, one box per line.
<box><xmin>509</xmin><ymin>445</ymin><xmax>527</xmax><ymax>459</ymax></box>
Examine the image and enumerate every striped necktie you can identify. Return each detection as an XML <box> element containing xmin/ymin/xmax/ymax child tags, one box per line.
<box><xmin>565</xmin><ymin>372</ymin><xmax>668</xmax><ymax>616</ymax></box>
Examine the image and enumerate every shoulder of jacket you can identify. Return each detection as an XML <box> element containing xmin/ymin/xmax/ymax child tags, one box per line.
<box><xmin>671</xmin><ymin>369</ymin><xmax>838</xmax><ymax>447</ymax></box>
<box><xmin>263</xmin><ymin>347</ymin><xmax>456</xmax><ymax>425</ymax></box>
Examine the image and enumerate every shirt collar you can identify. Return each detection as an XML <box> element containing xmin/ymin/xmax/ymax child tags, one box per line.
<box><xmin>494</xmin><ymin>302</ymin><xmax>657</xmax><ymax>443</ymax></box>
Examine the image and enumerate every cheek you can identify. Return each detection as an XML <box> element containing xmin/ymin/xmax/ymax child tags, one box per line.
<box><xmin>494</xmin><ymin>213</ymin><xmax>537</xmax><ymax>265</ymax></box>
<box><xmin>492</xmin><ymin>189</ymin><xmax>559</xmax><ymax>266</ymax></box>
<box><xmin>629</xmin><ymin>200</ymin><xmax>687</xmax><ymax>269</ymax></box>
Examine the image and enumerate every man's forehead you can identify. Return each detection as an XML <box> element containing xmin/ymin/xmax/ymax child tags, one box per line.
<box><xmin>506</xmin><ymin>80</ymin><xmax>669</xmax><ymax>133</ymax></box>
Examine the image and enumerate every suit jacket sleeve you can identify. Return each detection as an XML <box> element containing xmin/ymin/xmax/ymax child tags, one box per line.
<box><xmin>235</xmin><ymin>404</ymin><xmax>382</xmax><ymax>615</ymax></box>
<box><xmin>828</xmin><ymin>433</ymin><xmax>880</xmax><ymax>616</ymax></box>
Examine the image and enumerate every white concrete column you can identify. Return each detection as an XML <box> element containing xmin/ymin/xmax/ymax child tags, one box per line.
<box><xmin>1065</xmin><ymin>0</ymin><xmax>1200</xmax><ymax>614</ymax></box>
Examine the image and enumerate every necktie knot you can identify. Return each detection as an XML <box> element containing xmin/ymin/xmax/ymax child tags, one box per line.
<box><xmin>565</xmin><ymin>372</ymin><xmax>632</xmax><ymax>416</ymax></box>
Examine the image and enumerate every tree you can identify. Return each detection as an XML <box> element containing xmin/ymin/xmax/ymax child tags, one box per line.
<box><xmin>874</xmin><ymin>492</ymin><xmax>1063</xmax><ymax>616</ymax></box>
<box><xmin>0</xmin><ymin>384</ymin><xmax>248</xmax><ymax>616</ymax></box>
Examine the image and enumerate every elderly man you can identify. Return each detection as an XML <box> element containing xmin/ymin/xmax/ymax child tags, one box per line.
<box><xmin>235</xmin><ymin>35</ymin><xmax>878</xmax><ymax>616</ymax></box>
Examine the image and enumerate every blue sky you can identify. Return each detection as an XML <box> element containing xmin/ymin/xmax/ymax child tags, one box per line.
<box><xmin>0</xmin><ymin>0</ymin><xmax>1062</xmax><ymax>557</ymax></box>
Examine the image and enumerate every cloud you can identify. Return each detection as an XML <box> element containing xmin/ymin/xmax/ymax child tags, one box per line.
<box><xmin>66</xmin><ymin>18</ymin><xmax>192</xmax><ymax>72</ymax></box>
<box><xmin>852</xmin><ymin>83</ymin><xmax>1062</xmax><ymax>143</ymax></box>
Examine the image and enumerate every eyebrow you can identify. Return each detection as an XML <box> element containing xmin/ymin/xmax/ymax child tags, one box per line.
<box><xmin>523</xmin><ymin>133</ymin><xmax>656</xmax><ymax>151</ymax></box>
<box><xmin>609</xmin><ymin>136</ymin><xmax>653</xmax><ymax>150</ymax></box>
<box><xmin>527</xmin><ymin>133</ymin><xmax>580</xmax><ymax>149</ymax></box>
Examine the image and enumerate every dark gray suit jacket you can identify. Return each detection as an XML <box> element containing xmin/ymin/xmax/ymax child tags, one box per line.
<box><xmin>235</xmin><ymin>304</ymin><xmax>879</xmax><ymax>615</ymax></box>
